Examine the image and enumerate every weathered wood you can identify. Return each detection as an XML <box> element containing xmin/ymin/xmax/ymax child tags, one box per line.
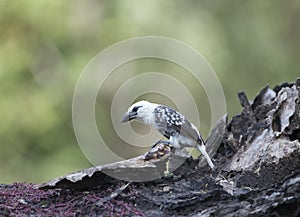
<box><xmin>2</xmin><ymin>79</ymin><xmax>300</xmax><ymax>216</ymax></box>
<box><xmin>40</xmin><ymin>114</ymin><xmax>226</xmax><ymax>189</ymax></box>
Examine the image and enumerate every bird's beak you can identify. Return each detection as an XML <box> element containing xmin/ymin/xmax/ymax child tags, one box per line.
<box><xmin>121</xmin><ymin>111</ymin><xmax>137</xmax><ymax>123</ymax></box>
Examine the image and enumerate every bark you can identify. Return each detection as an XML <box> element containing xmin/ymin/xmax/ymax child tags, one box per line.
<box><xmin>1</xmin><ymin>79</ymin><xmax>300</xmax><ymax>217</ymax></box>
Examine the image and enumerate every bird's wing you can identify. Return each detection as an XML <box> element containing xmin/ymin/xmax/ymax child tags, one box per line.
<box><xmin>179</xmin><ymin>118</ymin><xmax>205</xmax><ymax>145</ymax></box>
<box><xmin>154</xmin><ymin>106</ymin><xmax>204</xmax><ymax>145</ymax></box>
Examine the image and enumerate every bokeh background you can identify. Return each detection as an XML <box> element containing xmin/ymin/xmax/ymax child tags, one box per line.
<box><xmin>1</xmin><ymin>0</ymin><xmax>299</xmax><ymax>183</ymax></box>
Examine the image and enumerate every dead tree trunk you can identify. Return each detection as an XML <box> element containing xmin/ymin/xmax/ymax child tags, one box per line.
<box><xmin>1</xmin><ymin>79</ymin><xmax>300</xmax><ymax>217</ymax></box>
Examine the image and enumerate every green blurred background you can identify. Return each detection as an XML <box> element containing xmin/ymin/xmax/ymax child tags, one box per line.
<box><xmin>1</xmin><ymin>0</ymin><xmax>299</xmax><ymax>183</ymax></box>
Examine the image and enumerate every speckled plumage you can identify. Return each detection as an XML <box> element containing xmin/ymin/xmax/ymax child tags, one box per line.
<box><xmin>122</xmin><ymin>100</ymin><xmax>214</xmax><ymax>169</ymax></box>
<box><xmin>153</xmin><ymin>106</ymin><xmax>205</xmax><ymax>147</ymax></box>
<box><xmin>154</xmin><ymin>106</ymin><xmax>183</xmax><ymax>138</ymax></box>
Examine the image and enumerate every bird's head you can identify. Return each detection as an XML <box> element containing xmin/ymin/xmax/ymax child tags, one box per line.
<box><xmin>121</xmin><ymin>100</ymin><xmax>157</xmax><ymax>125</ymax></box>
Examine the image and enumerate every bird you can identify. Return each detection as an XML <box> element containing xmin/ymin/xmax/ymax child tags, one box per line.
<box><xmin>121</xmin><ymin>100</ymin><xmax>215</xmax><ymax>169</ymax></box>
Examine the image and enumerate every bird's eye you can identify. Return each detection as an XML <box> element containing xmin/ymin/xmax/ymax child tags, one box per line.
<box><xmin>132</xmin><ymin>106</ymin><xmax>142</xmax><ymax>112</ymax></box>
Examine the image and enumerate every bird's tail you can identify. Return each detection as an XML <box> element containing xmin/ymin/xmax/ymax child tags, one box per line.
<box><xmin>197</xmin><ymin>144</ymin><xmax>215</xmax><ymax>169</ymax></box>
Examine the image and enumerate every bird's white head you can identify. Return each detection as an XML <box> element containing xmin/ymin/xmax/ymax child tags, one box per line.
<box><xmin>121</xmin><ymin>100</ymin><xmax>158</xmax><ymax>125</ymax></box>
